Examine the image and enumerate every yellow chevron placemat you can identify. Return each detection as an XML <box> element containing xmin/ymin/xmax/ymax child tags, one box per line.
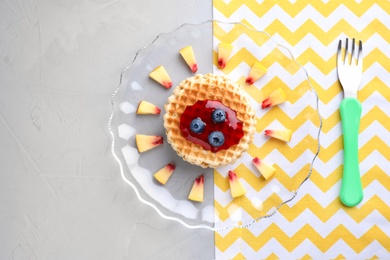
<box><xmin>213</xmin><ymin>0</ymin><xmax>390</xmax><ymax>259</ymax></box>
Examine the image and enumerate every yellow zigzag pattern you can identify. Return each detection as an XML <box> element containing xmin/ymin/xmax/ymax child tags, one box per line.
<box><xmin>318</xmin><ymin>136</ymin><xmax>390</xmax><ymax>163</ymax></box>
<box><xmin>215</xmin><ymin>168</ymin><xmax>390</xmax><ymax>222</ymax></box>
<box><xmin>215</xmin><ymin>223</ymin><xmax>390</xmax><ymax>253</ymax></box>
<box><xmin>266</xmin><ymin>20</ymin><xmax>390</xmax><ymax>45</ymax></box>
<box><xmin>215</xmin><ymin>19</ymin><xmax>390</xmax><ymax>46</ymax></box>
<box><xmin>215</xmin><ymin>162</ymin><xmax>390</xmax><ymax>196</ymax></box>
<box><xmin>296</xmin><ymin>48</ymin><xmax>390</xmax><ymax>77</ymax></box>
<box><xmin>214</xmin><ymin>0</ymin><xmax>390</xmax><ymax>257</ymax></box>
<box><xmin>215</xmin><ymin>194</ymin><xmax>390</xmax><ymax>223</ymax></box>
<box><xmin>310</xmin><ymin>166</ymin><xmax>390</xmax><ymax>193</ymax></box>
<box><xmin>214</xmin><ymin>0</ymin><xmax>390</xmax><ymax>18</ymax></box>
<box><xmin>322</xmin><ymin>100</ymin><xmax>390</xmax><ymax>136</ymax></box>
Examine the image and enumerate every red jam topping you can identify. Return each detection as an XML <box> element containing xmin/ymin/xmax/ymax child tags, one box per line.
<box><xmin>179</xmin><ymin>100</ymin><xmax>244</xmax><ymax>152</ymax></box>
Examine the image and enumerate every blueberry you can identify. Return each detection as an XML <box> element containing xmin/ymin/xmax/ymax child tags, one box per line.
<box><xmin>190</xmin><ymin>118</ymin><xmax>205</xmax><ymax>134</ymax></box>
<box><xmin>208</xmin><ymin>131</ymin><xmax>225</xmax><ymax>147</ymax></box>
<box><xmin>212</xmin><ymin>109</ymin><xmax>226</xmax><ymax>123</ymax></box>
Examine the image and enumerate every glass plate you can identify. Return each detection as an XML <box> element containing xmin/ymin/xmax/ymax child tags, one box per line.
<box><xmin>109</xmin><ymin>20</ymin><xmax>321</xmax><ymax>231</ymax></box>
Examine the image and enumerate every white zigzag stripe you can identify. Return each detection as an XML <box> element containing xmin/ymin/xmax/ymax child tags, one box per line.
<box><xmin>292</xmin><ymin>178</ymin><xmax>390</xmax><ymax>207</ymax></box>
<box><xmin>361</xmin><ymin>151</ymin><xmax>390</xmax><ymax>173</ymax></box>
<box><xmin>271</xmin><ymin>33</ymin><xmax>390</xmax><ymax>60</ymax></box>
<box><xmin>246</xmin><ymin>209</ymin><xmax>390</xmax><ymax>238</ymax></box>
<box><xmin>215</xmin><ymin>238</ymin><xmax>252</xmax><ymax>259</ymax></box>
<box><xmin>361</xmin><ymin>63</ymin><xmax>390</xmax><ymax>85</ymax></box>
<box><xmin>306</xmin><ymin>64</ymin><xmax>390</xmax><ymax>96</ymax></box>
<box><xmin>243</xmin><ymin>178</ymin><xmax>293</xmax><ymax>199</ymax></box>
<box><xmin>361</xmin><ymin>90</ymin><xmax>390</xmax><ymax>114</ymax></box>
<box><xmin>214</xmin><ymin>187</ymin><xmax>235</xmax><ymax>208</ymax></box>
<box><xmin>363</xmin><ymin>180</ymin><xmax>390</xmax><ymax>200</ymax></box>
<box><xmin>319</xmin><ymin>118</ymin><xmax>390</xmax><ymax>149</ymax></box>
<box><xmin>247</xmin><ymin>239</ymin><xmax>323</xmax><ymax>259</ymax></box>
<box><xmin>312</xmin><ymin>151</ymin><xmax>343</xmax><ymax>177</ymax></box>
<box><xmin>303</xmin><ymin>64</ymin><xmax>337</xmax><ymax>89</ymax></box>
<box><xmin>266</xmin><ymin>149</ymin><xmax>316</xmax><ymax>176</ymax></box>
<box><xmin>214</xmin><ymin>4</ymin><xmax>390</xmax><ymax>33</ymax></box>
<box><xmin>216</xmin><ymin>224</ymin><xmax>390</xmax><ymax>258</ymax></box>
<box><xmin>324</xmin><ymin>240</ymin><xmax>388</xmax><ymax>259</ymax></box>
<box><xmin>360</xmin><ymin>121</ymin><xmax>390</xmax><ymax>147</ymax></box>
<box><xmin>229</xmin><ymin>238</ymin><xmax>374</xmax><ymax>259</ymax></box>
<box><xmin>290</xmin><ymin>120</ymin><xmax>321</xmax><ymax>145</ymax></box>
<box><xmin>290</xmin><ymin>181</ymin><xmax>340</xmax><ymax>207</ymax></box>
<box><xmin>297</xmin><ymin>177</ymin><xmax>390</xmax><ymax>206</ymax></box>
<box><xmin>316</xmin><ymin>124</ymin><xmax>342</xmax><ymax>149</ymax></box>
<box><xmin>320</xmin><ymin>152</ymin><xmax>390</xmax><ymax>179</ymax></box>
<box><xmin>317</xmin><ymin>96</ymin><xmax>343</xmax><ymax>119</ymax></box>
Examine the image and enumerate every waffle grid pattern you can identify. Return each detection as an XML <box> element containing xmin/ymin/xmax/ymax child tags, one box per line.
<box><xmin>164</xmin><ymin>73</ymin><xmax>256</xmax><ymax>168</ymax></box>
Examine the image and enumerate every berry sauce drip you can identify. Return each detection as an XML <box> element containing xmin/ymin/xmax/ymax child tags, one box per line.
<box><xmin>180</xmin><ymin>100</ymin><xmax>244</xmax><ymax>152</ymax></box>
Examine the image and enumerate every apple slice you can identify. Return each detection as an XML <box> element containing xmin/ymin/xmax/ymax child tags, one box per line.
<box><xmin>264</xmin><ymin>129</ymin><xmax>292</xmax><ymax>142</ymax></box>
<box><xmin>217</xmin><ymin>43</ymin><xmax>234</xmax><ymax>69</ymax></box>
<box><xmin>228</xmin><ymin>170</ymin><xmax>246</xmax><ymax>198</ymax></box>
<box><xmin>149</xmin><ymin>65</ymin><xmax>172</xmax><ymax>88</ymax></box>
<box><xmin>252</xmin><ymin>157</ymin><xmax>276</xmax><ymax>180</ymax></box>
<box><xmin>136</xmin><ymin>100</ymin><xmax>161</xmax><ymax>115</ymax></box>
<box><xmin>246</xmin><ymin>62</ymin><xmax>267</xmax><ymax>85</ymax></box>
<box><xmin>135</xmin><ymin>134</ymin><xmax>163</xmax><ymax>153</ymax></box>
<box><xmin>188</xmin><ymin>175</ymin><xmax>204</xmax><ymax>202</ymax></box>
<box><xmin>154</xmin><ymin>163</ymin><xmax>176</xmax><ymax>184</ymax></box>
<box><xmin>261</xmin><ymin>88</ymin><xmax>287</xmax><ymax>109</ymax></box>
<box><xmin>180</xmin><ymin>46</ymin><xmax>198</xmax><ymax>73</ymax></box>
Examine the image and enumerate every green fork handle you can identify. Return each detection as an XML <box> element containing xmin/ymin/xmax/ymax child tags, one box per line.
<box><xmin>340</xmin><ymin>97</ymin><xmax>363</xmax><ymax>207</ymax></box>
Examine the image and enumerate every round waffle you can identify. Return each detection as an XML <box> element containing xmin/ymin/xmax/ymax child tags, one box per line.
<box><xmin>164</xmin><ymin>73</ymin><xmax>256</xmax><ymax>168</ymax></box>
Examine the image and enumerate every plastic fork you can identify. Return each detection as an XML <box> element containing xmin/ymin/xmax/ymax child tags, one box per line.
<box><xmin>336</xmin><ymin>38</ymin><xmax>363</xmax><ymax>207</ymax></box>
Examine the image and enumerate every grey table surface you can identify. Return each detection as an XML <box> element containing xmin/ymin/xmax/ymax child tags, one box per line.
<box><xmin>0</xmin><ymin>0</ymin><xmax>214</xmax><ymax>259</ymax></box>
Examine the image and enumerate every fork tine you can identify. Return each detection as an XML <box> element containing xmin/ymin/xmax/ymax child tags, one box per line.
<box><xmin>351</xmin><ymin>38</ymin><xmax>356</xmax><ymax>65</ymax></box>
<box><xmin>344</xmin><ymin>38</ymin><xmax>349</xmax><ymax>63</ymax></box>
<box><xmin>357</xmin><ymin>40</ymin><xmax>363</xmax><ymax>69</ymax></box>
<box><xmin>337</xmin><ymin>39</ymin><xmax>342</xmax><ymax>65</ymax></box>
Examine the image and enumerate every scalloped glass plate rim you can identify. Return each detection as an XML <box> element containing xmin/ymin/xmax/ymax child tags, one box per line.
<box><xmin>108</xmin><ymin>20</ymin><xmax>322</xmax><ymax>231</ymax></box>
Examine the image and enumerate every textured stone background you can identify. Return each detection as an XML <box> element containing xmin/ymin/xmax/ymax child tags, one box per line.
<box><xmin>0</xmin><ymin>0</ymin><xmax>213</xmax><ymax>259</ymax></box>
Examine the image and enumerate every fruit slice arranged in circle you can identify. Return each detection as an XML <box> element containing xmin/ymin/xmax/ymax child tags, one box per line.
<box><xmin>264</xmin><ymin>129</ymin><xmax>292</xmax><ymax>142</ymax></box>
<box><xmin>217</xmin><ymin>43</ymin><xmax>234</xmax><ymax>69</ymax></box>
<box><xmin>246</xmin><ymin>61</ymin><xmax>267</xmax><ymax>85</ymax></box>
<box><xmin>135</xmin><ymin>134</ymin><xmax>163</xmax><ymax>153</ymax></box>
<box><xmin>228</xmin><ymin>170</ymin><xmax>247</xmax><ymax>198</ymax></box>
<box><xmin>188</xmin><ymin>175</ymin><xmax>204</xmax><ymax>202</ymax></box>
<box><xmin>261</xmin><ymin>88</ymin><xmax>287</xmax><ymax>109</ymax></box>
<box><xmin>149</xmin><ymin>65</ymin><xmax>172</xmax><ymax>88</ymax></box>
<box><xmin>136</xmin><ymin>100</ymin><xmax>161</xmax><ymax>115</ymax></box>
<box><xmin>154</xmin><ymin>163</ymin><xmax>176</xmax><ymax>184</ymax></box>
<box><xmin>252</xmin><ymin>157</ymin><xmax>276</xmax><ymax>180</ymax></box>
<box><xmin>180</xmin><ymin>46</ymin><xmax>198</xmax><ymax>73</ymax></box>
